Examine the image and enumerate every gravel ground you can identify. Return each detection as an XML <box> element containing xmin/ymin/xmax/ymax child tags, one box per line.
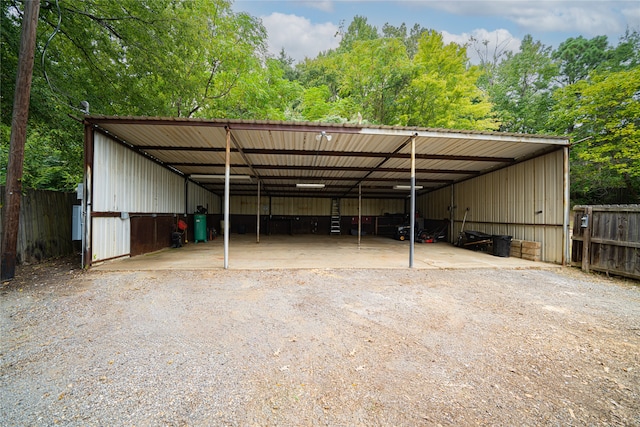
<box><xmin>1</xmin><ymin>258</ymin><xmax>639</xmax><ymax>426</ymax></box>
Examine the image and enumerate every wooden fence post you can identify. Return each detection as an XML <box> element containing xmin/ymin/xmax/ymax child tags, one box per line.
<box><xmin>581</xmin><ymin>206</ymin><xmax>593</xmax><ymax>273</ymax></box>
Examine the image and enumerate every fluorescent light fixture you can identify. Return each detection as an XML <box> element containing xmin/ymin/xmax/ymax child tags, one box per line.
<box><xmin>190</xmin><ymin>174</ymin><xmax>252</xmax><ymax>180</ymax></box>
<box><xmin>296</xmin><ymin>183</ymin><xmax>325</xmax><ymax>188</ymax></box>
<box><xmin>393</xmin><ymin>185</ymin><xmax>423</xmax><ymax>190</ymax></box>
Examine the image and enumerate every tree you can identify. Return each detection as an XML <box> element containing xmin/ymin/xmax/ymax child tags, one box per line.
<box><xmin>382</xmin><ymin>22</ymin><xmax>427</xmax><ymax>58</ymax></box>
<box><xmin>29</xmin><ymin>0</ymin><xmax>266</xmax><ymax>117</ymax></box>
<box><xmin>337</xmin><ymin>37</ymin><xmax>410</xmax><ymax>124</ymax></box>
<box><xmin>1</xmin><ymin>0</ymin><xmax>271</xmax><ymax>191</ymax></box>
<box><xmin>337</xmin><ymin>15</ymin><xmax>378</xmax><ymax>52</ymax></box>
<box><xmin>296</xmin><ymin>52</ymin><xmax>342</xmax><ymax>101</ymax></box>
<box><xmin>551</xmin><ymin>67</ymin><xmax>640</xmax><ymax>203</ymax></box>
<box><xmin>489</xmin><ymin>35</ymin><xmax>558</xmax><ymax>133</ymax></box>
<box><xmin>212</xmin><ymin>58</ymin><xmax>303</xmax><ymax>120</ymax></box>
<box><xmin>470</xmin><ymin>32</ymin><xmax>515</xmax><ymax>92</ymax></box>
<box><xmin>397</xmin><ymin>30</ymin><xmax>497</xmax><ymax>130</ymax></box>
<box><xmin>603</xmin><ymin>28</ymin><xmax>640</xmax><ymax>72</ymax></box>
<box><xmin>276</xmin><ymin>48</ymin><xmax>300</xmax><ymax>81</ymax></box>
<box><xmin>552</xmin><ymin>35</ymin><xmax>609</xmax><ymax>86</ymax></box>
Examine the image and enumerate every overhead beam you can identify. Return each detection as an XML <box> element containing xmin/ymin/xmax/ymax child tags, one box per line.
<box><xmin>169</xmin><ymin>163</ymin><xmax>479</xmax><ymax>175</ymax></box>
<box><xmin>202</xmin><ymin>183</ymin><xmax>436</xmax><ymax>190</ymax></box>
<box><xmin>218</xmin><ymin>190</ymin><xmax>410</xmax><ymax>198</ymax></box>
<box><xmin>228</xmin><ymin>130</ymin><xmax>264</xmax><ymax>187</ymax></box>
<box><xmin>142</xmin><ymin>146</ymin><xmax>513</xmax><ymax>163</ymax></box>
<box><xmin>253</xmin><ymin>165</ymin><xmax>479</xmax><ymax>175</ymax></box>
<box><xmin>205</xmin><ymin>176</ymin><xmax>454</xmax><ymax>184</ymax></box>
<box><xmin>341</xmin><ymin>134</ymin><xmax>415</xmax><ymax>197</ymax></box>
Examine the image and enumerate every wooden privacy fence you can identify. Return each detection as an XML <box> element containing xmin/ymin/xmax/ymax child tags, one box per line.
<box><xmin>571</xmin><ymin>205</ymin><xmax>640</xmax><ymax>280</ymax></box>
<box><xmin>0</xmin><ymin>187</ymin><xmax>78</xmax><ymax>264</ymax></box>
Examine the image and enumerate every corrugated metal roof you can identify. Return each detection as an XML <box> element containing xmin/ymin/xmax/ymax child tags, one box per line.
<box><xmin>85</xmin><ymin>116</ymin><xmax>569</xmax><ymax>199</ymax></box>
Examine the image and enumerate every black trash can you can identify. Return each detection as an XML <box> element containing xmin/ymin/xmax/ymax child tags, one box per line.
<box><xmin>492</xmin><ymin>235</ymin><xmax>512</xmax><ymax>257</ymax></box>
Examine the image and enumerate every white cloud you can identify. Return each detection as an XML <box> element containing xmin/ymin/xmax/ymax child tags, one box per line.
<box><xmin>510</xmin><ymin>5</ymin><xmax>624</xmax><ymax>35</ymax></box>
<box><xmin>441</xmin><ymin>29</ymin><xmax>521</xmax><ymax>65</ymax></box>
<box><xmin>427</xmin><ymin>1</ymin><xmax>638</xmax><ymax>36</ymax></box>
<box><xmin>260</xmin><ymin>12</ymin><xmax>341</xmax><ymax>62</ymax></box>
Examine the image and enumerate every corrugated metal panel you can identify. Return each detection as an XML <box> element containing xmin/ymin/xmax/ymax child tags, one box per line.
<box><xmin>419</xmin><ymin>186</ymin><xmax>451</xmax><ymax>220</ymax></box>
<box><xmin>422</xmin><ymin>151</ymin><xmax>564</xmax><ymax>263</ymax></box>
<box><xmin>269</xmin><ymin>197</ymin><xmax>330</xmax><ymax>216</ymax></box>
<box><xmin>146</xmin><ymin>149</ymin><xmax>229</xmax><ymax>165</ymax></box>
<box><xmin>228</xmin><ymin>196</ymin><xmax>406</xmax><ymax>217</ymax></box>
<box><xmin>187</xmin><ymin>181</ymin><xmax>220</xmax><ymax>214</ymax></box>
<box><xmin>229</xmin><ymin>196</ymin><xmax>268</xmax><ymax>215</ymax></box>
<box><xmin>87</xmin><ymin>116</ymin><xmax>568</xmax><ymax>199</ymax></box>
<box><xmin>93</xmin><ymin>133</ymin><xmax>183</xmax><ymax>213</ymax></box>
<box><xmin>341</xmin><ymin>198</ymin><xmax>404</xmax><ymax>216</ymax></box>
<box><xmin>91</xmin><ymin>217</ymin><xmax>130</xmax><ymax>262</ymax></box>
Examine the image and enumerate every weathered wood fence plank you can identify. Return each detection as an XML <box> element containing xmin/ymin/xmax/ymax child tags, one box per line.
<box><xmin>571</xmin><ymin>205</ymin><xmax>640</xmax><ymax>280</ymax></box>
<box><xmin>1</xmin><ymin>187</ymin><xmax>77</xmax><ymax>264</ymax></box>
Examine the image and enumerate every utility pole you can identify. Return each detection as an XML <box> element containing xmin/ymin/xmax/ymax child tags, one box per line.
<box><xmin>1</xmin><ymin>0</ymin><xmax>41</xmax><ymax>280</ymax></box>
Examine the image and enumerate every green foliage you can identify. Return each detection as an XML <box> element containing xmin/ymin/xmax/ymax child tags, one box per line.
<box><xmin>2</xmin><ymin>0</ymin><xmax>270</xmax><ymax>190</ymax></box>
<box><xmin>382</xmin><ymin>22</ymin><xmax>427</xmax><ymax>58</ymax></box>
<box><xmin>1</xmin><ymin>0</ymin><xmax>20</xmax><ymax>124</ymax></box>
<box><xmin>2</xmin><ymin>0</ymin><xmax>638</xmax><ymax>206</ymax></box>
<box><xmin>398</xmin><ymin>30</ymin><xmax>497</xmax><ymax>130</ymax></box>
<box><xmin>551</xmin><ymin>67</ymin><xmax>640</xmax><ymax>203</ymax></box>
<box><xmin>300</xmin><ymin>86</ymin><xmax>333</xmax><ymax>121</ymax></box>
<box><xmin>603</xmin><ymin>29</ymin><xmax>640</xmax><ymax>72</ymax></box>
<box><xmin>337</xmin><ymin>15</ymin><xmax>378</xmax><ymax>53</ymax></box>
<box><xmin>489</xmin><ymin>35</ymin><xmax>558</xmax><ymax>133</ymax></box>
<box><xmin>296</xmin><ymin>21</ymin><xmax>496</xmax><ymax>128</ymax></box>
<box><xmin>0</xmin><ymin>123</ymin><xmax>9</xmax><ymax>186</ymax></box>
<box><xmin>337</xmin><ymin>37</ymin><xmax>410</xmax><ymax>124</ymax></box>
<box><xmin>552</xmin><ymin>35</ymin><xmax>609</xmax><ymax>85</ymax></box>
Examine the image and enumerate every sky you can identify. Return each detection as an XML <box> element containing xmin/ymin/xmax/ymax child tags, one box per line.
<box><xmin>232</xmin><ymin>1</ymin><xmax>640</xmax><ymax>64</ymax></box>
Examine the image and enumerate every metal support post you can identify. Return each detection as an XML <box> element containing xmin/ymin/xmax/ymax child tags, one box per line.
<box><xmin>224</xmin><ymin>127</ymin><xmax>231</xmax><ymax>269</ymax></box>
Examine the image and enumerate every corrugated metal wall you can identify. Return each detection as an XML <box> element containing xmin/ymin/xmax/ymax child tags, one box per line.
<box><xmin>93</xmin><ymin>133</ymin><xmax>184</xmax><ymax>213</ymax></box>
<box><xmin>272</xmin><ymin>197</ymin><xmax>328</xmax><ymax>216</ymax></box>
<box><xmin>229</xmin><ymin>195</ymin><xmax>268</xmax><ymax>215</ymax></box>
<box><xmin>418</xmin><ymin>151</ymin><xmax>565</xmax><ymax>263</ymax></box>
<box><xmin>229</xmin><ymin>196</ymin><xmax>404</xmax><ymax>217</ymax></box>
<box><xmin>187</xmin><ymin>181</ymin><xmax>220</xmax><ymax>214</ymax></box>
<box><xmin>418</xmin><ymin>186</ymin><xmax>451</xmax><ymax>221</ymax></box>
<box><xmin>91</xmin><ymin>217</ymin><xmax>130</xmax><ymax>262</ymax></box>
<box><xmin>340</xmin><ymin>198</ymin><xmax>404</xmax><ymax>216</ymax></box>
<box><xmin>90</xmin><ymin>133</ymin><xmax>221</xmax><ymax>263</ymax></box>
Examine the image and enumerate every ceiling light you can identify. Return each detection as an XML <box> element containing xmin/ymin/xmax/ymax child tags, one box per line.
<box><xmin>296</xmin><ymin>183</ymin><xmax>325</xmax><ymax>188</ymax></box>
<box><xmin>393</xmin><ymin>185</ymin><xmax>423</xmax><ymax>190</ymax></box>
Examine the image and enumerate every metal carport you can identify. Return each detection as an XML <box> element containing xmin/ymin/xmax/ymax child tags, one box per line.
<box><xmin>82</xmin><ymin>117</ymin><xmax>570</xmax><ymax>268</ymax></box>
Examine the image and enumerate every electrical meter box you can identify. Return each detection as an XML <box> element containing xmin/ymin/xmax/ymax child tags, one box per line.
<box><xmin>72</xmin><ymin>205</ymin><xmax>82</xmax><ymax>241</ymax></box>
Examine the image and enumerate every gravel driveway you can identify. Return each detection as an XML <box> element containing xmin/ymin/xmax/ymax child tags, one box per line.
<box><xmin>1</xmin><ymin>259</ymin><xmax>639</xmax><ymax>426</ymax></box>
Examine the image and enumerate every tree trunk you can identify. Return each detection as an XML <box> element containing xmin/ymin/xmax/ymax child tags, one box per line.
<box><xmin>1</xmin><ymin>0</ymin><xmax>40</xmax><ymax>280</ymax></box>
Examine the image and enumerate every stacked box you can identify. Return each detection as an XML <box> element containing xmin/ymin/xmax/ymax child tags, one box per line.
<box><xmin>521</xmin><ymin>241</ymin><xmax>542</xmax><ymax>262</ymax></box>
<box><xmin>510</xmin><ymin>239</ymin><xmax>523</xmax><ymax>258</ymax></box>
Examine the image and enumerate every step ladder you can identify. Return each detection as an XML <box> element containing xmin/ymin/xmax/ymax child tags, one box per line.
<box><xmin>330</xmin><ymin>198</ymin><xmax>341</xmax><ymax>235</ymax></box>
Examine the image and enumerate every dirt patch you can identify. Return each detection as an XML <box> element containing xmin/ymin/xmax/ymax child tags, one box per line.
<box><xmin>1</xmin><ymin>260</ymin><xmax>639</xmax><ymax>426</ymax></box>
